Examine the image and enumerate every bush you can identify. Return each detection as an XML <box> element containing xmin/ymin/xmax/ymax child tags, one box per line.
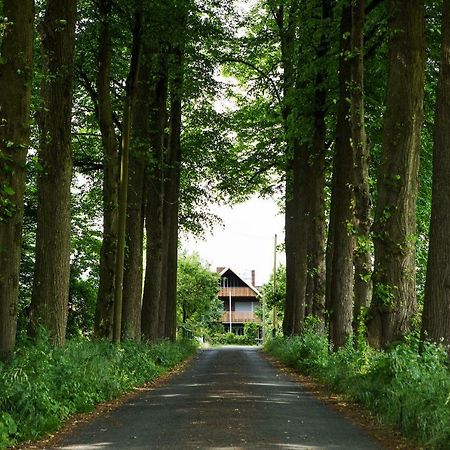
<box><xmin>265</xmin><ymin>330</ymin><xmax>450</xmax><ymax>449</ymax></box>
<box><xmin>0</xmin><ymin>337</ymin><xmax>197</xmax><ymax>447</ymax></box>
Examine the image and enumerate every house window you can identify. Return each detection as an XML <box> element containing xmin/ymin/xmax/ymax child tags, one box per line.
<box><xmin>235</xmin><ymin>302</ymin><xmax>252</xmax><ymax>312</ymax></box>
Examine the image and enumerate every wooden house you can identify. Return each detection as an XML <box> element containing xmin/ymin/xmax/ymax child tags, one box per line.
<box><xmin>217</xmin><ymin>267</ymin><xmax>261</xmax><ymax>335</ymax></box>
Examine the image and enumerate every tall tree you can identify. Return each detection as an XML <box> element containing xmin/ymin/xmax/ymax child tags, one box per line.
<box><xmin>328</xmin><ymin>4</ymin><xmax>354</xmax><ymax>349</ymax></box>
<box><xmin>421</xmin><ymin>0</ymin><xmax>450</xmax><ymax>351</ymax></box>
<box><xmin>163</xmin><ymin>17</ymin><xmax>188</xmax><ymax>341</ymax></box>
<box><xmin>141</xmin><ymin>50</ymin><xmax>168</xmax><ymax>342</ymax></box>
<box><xmin>29</xmin><ymin>0</ymin><xmax>77</xmax><ymax>345</ymax></box>
<box><xmin>305</xmin><ymin>0</ymin><xmax>331</xmax><ymax>328</ymax></box>
<box><xmin>121</xmin><ymin>47</ymin><xmax>150</xmax><ymax>341</ymax></box>
<box><xmin>0</xmin><ymin>0</ymin><xmax>34</xmax><ymax>357</ymax></box>
<box><xmin>112</xmin><ymin>8</ymin><xmax>142</xmax><ymax>343</ymax></box>
<box><xmin>94</xmin><ymin>0</ymin><xmax>119</xmax><ymax>340</ymax></box>
<box><xmin>271</xmin><ymin>1</ymin><xmax>307</xmax><ymax>337</ymax></box>
<box><xmin>351</xmin><ymin>0</ymin><xmax>372</xmax><ymax>332</ymax></box>
<box><xmin>368</xmin><ymin>0</ymin><xmax>425</xmax><ymax>348</ymax></box>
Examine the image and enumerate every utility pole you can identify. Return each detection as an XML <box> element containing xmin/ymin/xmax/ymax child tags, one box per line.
<box><xmin>272</xmin><ymin>234</ymin><xmax>277</xmax><ymax>337</ymax></box>
<box><xmin>229</xmin><ymin>283</ymin><xmax>232</xmax><ymax>333</ymax></box>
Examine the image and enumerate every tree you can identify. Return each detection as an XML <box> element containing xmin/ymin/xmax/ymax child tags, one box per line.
<box><xmin>328</xmin><ymin>4</ymin><xmax>354</xmax><ymax>349</ymax></box>
<box><xmin>161</xmin><ymin>2</ymin><xmax>189</xmax><ymax>341</ymax></box>
<box><xmin>176</xmin><ymin>253</ymin><xmax>220</xmax><ymax>337</ymax></box>
<box><xmin>305</xmin><ymin>0</ymin><xmax>332</xmax><ymax>328</ymax></box>
<box><xmin>112</xmin><ymin>7</ymin><xmax>142</xmax><ymax>343</ymax></box>
<box><xmin>261</xmin><ymin>265</ymin><xmax>286</xmax><ymax>332</ymax></box>
<box><xmin>351</xmin><ymin>0</ymin><xmax>372</xmax><ymax>333</ymax></box>
<box><xmin>421</xmin><ymin>0</ymin><xmax>450</xmax><ymax>352</ymax></box>
<box><xmin>368</xmin><ymin>0</ymin><xmax>425</xmax><ymax>348</ymax></box>
<box><xmin>141</xmin><ymin>49</ymin><xmax>168</xmax><ymax>342</ymax></box>
<box><xmin>29</xmin><ymin>0</ymin><xmax>78</xmax><ymax>346</ymax></box>
<box><xmin>0</xmin><ymin>0</ymin><xmax>34</xmax><ymax>357</ymax></box>
<box><xmin>94</xmin><ymin>0</ymin><xmax>120</xmax><ymax>340</ymax></box>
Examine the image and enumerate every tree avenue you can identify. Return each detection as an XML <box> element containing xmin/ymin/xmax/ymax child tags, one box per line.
<box><xmin>1</xmin><ymin>0</ymin><xmax>450</xmax><ymax>447</ymax></box>
<box><xmin>0</xmin><ymin>0</ymin><xmax>449</xmax><ymax>364</ymax></box>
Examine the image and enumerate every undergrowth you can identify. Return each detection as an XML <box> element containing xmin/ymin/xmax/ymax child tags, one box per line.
<box><xmin>265</xmin><ymin>326</ymin><xmax>450</xmax><ymax>449</ymax></box>
<box><xmin>0</xmin><ymin>336</ymin><xmax>197</xmax><ymax>448</ymax></box>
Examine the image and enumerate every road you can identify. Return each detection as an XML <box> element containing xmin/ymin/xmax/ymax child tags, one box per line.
<box><xmin>56</xmin><ymin>346</ymin><xmax>382</xmax><ymax>449</ymax></box>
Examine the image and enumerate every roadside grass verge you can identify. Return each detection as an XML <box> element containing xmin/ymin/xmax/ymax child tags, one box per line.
<box><xmin>265</xmin><ymin>328</ymin><xmax>450</xmax><ymax>449</ymax></box>
<box><xmin>0</xmin><ymin>337</ymin><xmax>197</xmax><ymax>448</ymax></box>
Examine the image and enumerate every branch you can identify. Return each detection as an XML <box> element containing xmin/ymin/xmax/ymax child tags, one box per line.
<box><xmin>76</xmin><ymin>68</ymin><xmax>100</xmax><ymax>121</ymax></box>
<box><xmin>220</xmin><ymin>57</ymin><xmax>283</xmax><ymax>106</ymax></box>
<box><xmin>366</xmin><ymin>0</ymin><xmax>385</xmax><ymax>15</ymax></box>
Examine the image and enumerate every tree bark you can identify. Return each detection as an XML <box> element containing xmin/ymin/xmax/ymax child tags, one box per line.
<box><xmin>113</xmin><ymin>9</ymin><xmax>142</xmax><ymax>343</ymax></box>
<box><xmin>141</xmin><ymin>51</ymin><xmax>168</xmax><ymax>342</ymax></box>
<box><xmin>0</xmin><ymin>0</ymin><xmax>34</xmax><ymax>358</ymax></box>
<box><xmin>351</xmin><ymin>0</ymin><xmax>372</xmax><ymax>334</ymax></box>
<box><xmin>29</xmin><ymin>0</ymin><xmax>77</xmax><ymax>346</ymax></box>
<box><xmin>121</xmin><ymin>49</ymin><xmax>152</xmax><ymax>341</ymax></box>
<box><xmin>368</xmin><ymin>0</ymin><xmax>425</xmax><ymax>349</ymax></box>
<box><xmin>163</xmin><ymin>44</ymin><xmax>186</xmax><ymax>341</ymax></box>
<box><xmin>276</xmin><ymin>2</ymin><xmax>308</xmax><ymax>337</ymax></box>
<box><xmin>288</xmin><ymin>141</ymin><xmax>308</xmax><ymax>335</ymax></box>
<box><xmin>305</xmin><ymin>0</ymin><xmax>331</xmax><ymax>329</ymax></box>
<box><xmin>94</xmin><ymin>0</ymin><xmax>119</xmax><ymax>340</ymax></box>
<box><xmin>328</xmin><ymin>5</ymin><xmax>354</xmax><ymax>349</ymax></box>
<box><xmin>421</xmin><ymin>0</ymin><xmax>450</xmax><ymax>352</ymax></box>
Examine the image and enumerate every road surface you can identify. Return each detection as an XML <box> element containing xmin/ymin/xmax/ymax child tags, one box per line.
<box><xmin>56</xmin><ymin>346</ymin><xmax>382</xmax><ymax>449</ymax></box>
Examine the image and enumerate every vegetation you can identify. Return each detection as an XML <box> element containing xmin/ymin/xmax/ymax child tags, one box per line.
<box><xmin>1</xmin><ymin>0</ymin><xmax>450</xmax><ymax>446</ymax></box>
<box><xmin>209</xmin><ymin>323</ymin><xmax>262</xmax><ymax>346</ymax></box>
<box><xmin>176</xmin><ymin>253</ymin><xmax>222</xmax><ymax>338</ymax></box>
<box><xmin>265</xmin><ymin>328</ymin><xmax>450</xmax><ymax>449</ymax></box>
<box><xmin>0</xmin><ymin>336</ymin><xmax>197</xmax><ymax>448</ymax></box>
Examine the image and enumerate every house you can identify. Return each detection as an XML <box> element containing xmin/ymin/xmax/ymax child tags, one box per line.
<box><xmin>217</xmin><ymin>267</ymin><xmax>261</xmax><ymax>335</ymax></box>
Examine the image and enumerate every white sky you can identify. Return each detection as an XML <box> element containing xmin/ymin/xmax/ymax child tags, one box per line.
<box><xmin>181</xmin><ymin>195</ymin><xmax>285</xmax><ymax>287</ymax></box>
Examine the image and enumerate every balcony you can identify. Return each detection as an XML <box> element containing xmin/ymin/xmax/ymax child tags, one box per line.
<box><xmin>221</xmin><ymin>311</ymin><xmax>261</xmax><ymax>323</ymax></box>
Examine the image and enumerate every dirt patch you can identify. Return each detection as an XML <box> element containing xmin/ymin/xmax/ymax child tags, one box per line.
<box><xmin>263</xmin><ymin>353</ymin><xmax>425</xmax><ymax>450</ymax></box>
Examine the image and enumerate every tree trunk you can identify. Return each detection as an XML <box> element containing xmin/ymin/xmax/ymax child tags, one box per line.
<box><xmin>328</xmin><ymin>5</ymin><xmax>354</xmax><ymax>349</ymax></box>
<box><xmin>305</xmin><ymin>0</ymin><xmax>331</xmax><ymax>329</ymax></box>
<box><xmin>368</xmin><ymin>0</ymin><xmax>425</xmax><ymax>349</ymax></box>
<box><xmin>290</xmin><ymin>142</ymin><xmax>308</xmax><ymax>335</ymax></box>
<box><xmin>421</xmin><ymin>0</ymin><xmax>450</xmax><ymax>352</ymax></box>
<box><xmin>112</xmin><ymin>10</ymin><xmax>142</xmax><ymax>343</ymax></box>
<box><xmin>94</xmin><ymin>0</ymin><xmax>119</xmax><ymax>340</ymax></box>
<box><xmin>305</xmin><ymin>115</ymin><xmax>327</xmax><ymax>326</ymax></box>
<box><xmin>351</xmin><ymin>0</ymin><xmax>372</xmax><ymax>334</ymax></box>
<box><xmin>121</xmin><ymin>60</ymin><xmax>150</xmax><ymax>341</ymax></box>
<box><xmin>29</xmin><ymin>0</ymin><xmax>77</xmax><ymax>346</ymax></box>
<box><xmin>276</xmin><ymin>2</ymin><xmax>307</xmax><ymax>337</ymax></box>
<box><xmin>141</xmin><ymin>51</ymin><xmax>168</xmax><ymax>342</ymax></box>
<box><xmin>0</xmin><ymin>0</ymin><xmax>34</xmax><ymax>358</ymax></box>
<box><xmin>163</xmin><ymin>45</ymin><xmax>185</xmax><ymax>341</ymax></box>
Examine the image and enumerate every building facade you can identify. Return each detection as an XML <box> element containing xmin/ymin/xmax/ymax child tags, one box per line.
<box><xmin>217</xmin><ymin>267</ymin><xmax>261</xmax><ymax>335</ymax></box>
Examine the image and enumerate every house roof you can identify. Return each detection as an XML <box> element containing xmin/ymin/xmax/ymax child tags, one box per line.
<box><xmin>218</xmin><ymin>267</ymin><xmax>260</xmax><ymax>296</ymax></box>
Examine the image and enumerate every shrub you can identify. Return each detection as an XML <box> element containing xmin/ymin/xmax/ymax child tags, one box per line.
<box><xmin>0</xmin><ymin>337</ymin><xmax>197</xmax><ymax>447</ymax></box>
<box><xmin>265</xmin><ymin>331</ymin><xmax>450</xmax><ymax>449</ymax></box>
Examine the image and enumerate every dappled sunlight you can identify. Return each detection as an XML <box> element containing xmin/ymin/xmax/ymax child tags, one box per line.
<box><xmin>57</xmin><ymin>347</ymin><xmax>381</xmax><ymax>450</ymax></box>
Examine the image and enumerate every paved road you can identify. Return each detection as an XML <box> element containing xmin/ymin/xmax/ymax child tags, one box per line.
<box><xmin>57</xmin><ymin>346</ymin><xmax>382</xmax><ymax>449</ymax></box>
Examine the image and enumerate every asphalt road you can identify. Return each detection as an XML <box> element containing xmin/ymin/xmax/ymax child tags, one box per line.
<box><xmin>56</xmin><ymin>346</ymin><xmax>383</xmax><ymax>449</ymax></box>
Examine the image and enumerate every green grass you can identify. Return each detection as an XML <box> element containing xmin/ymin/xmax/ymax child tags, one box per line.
<box><xmin>265</xmin><ymin>329</ymin><xmax>450</xmax><ymax>449</ymax></box>
<box><xmin>0</xmin><ymin>337</ymin><xmax>197</xmax><ymax>448</ymax></box>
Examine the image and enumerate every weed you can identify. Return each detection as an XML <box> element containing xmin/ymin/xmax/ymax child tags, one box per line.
<box><xmin>0</xmin><ymin>337</ymin><xmax>197</xmax><ymax>447</ymax></box>
<box><xmin>265</xmin><ymin>329</ymin><xmax>450</xmax><ymax>449</ymax></box>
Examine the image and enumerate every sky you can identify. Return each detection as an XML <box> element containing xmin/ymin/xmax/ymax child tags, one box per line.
<box><xmin>180</xmin><ymin>195</ymin><xmax>285</xmax><ymax>287</ymax></box>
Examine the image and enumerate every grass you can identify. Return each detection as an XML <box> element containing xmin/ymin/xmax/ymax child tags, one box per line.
<box><xmin>0</xmin><ymin>336</ymin><xmax>198</xmax><ymax>448</ymax></box>
<box><xmin>265</xmin><ymin>327</ymin><xmax>450</xmax><ymax>449</ymax></box>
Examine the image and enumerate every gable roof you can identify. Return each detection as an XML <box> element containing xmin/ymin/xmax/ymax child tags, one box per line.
<box><xmin>218</xmin><ymin>267</ymin><xmax>260</xmax><ymax>296</ymax></box>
